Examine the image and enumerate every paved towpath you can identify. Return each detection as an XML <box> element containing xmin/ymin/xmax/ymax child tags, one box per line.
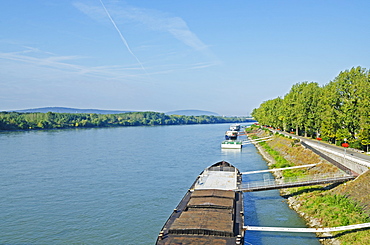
<box><xmin>270</xmin><ymin>129</ymin><xmax>370</xmax><ymax>163</ymax></box>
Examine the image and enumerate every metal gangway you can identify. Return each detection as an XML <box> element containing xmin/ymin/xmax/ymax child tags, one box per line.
<box><xmin>243</xmin><ymin>222</ymin><xmax>370</xmax><ymax>233</ymax></box>
<box><xmin>242</xmin><ymin>136</ymin><xmax>273</xmax><ymax>145</ymax></box>
<box><xmin>239</xmin><ymin>173</ymin><xmax>355</xmax><ymax>192</ymax></box>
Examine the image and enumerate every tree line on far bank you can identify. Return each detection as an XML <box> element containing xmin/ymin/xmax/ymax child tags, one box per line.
<box><xmin>252</xmin><ymin>66</ymin><xmax>370</xmax><ymax>151</ymax></box>
<box><xmin>0</xmin><ymin>111</ymin><xmax>252</xmax><ymax>131</ymax></box>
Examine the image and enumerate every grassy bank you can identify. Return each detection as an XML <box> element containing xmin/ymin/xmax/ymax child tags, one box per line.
<box><xmin>247</xmin><ymin>126</ymin><xmax>370</xmax><ymax>244</ymax></box>
<box><xmin>296</xmin><ymin>190</ymin><xmax>370</xmax><ymax>245</ymax></box>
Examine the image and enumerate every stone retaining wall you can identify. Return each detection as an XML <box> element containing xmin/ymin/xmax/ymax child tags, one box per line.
<box><xmin>302</xmin><ymin>140</ymin><xmax>369</xmax><ymax>175</ymax></box>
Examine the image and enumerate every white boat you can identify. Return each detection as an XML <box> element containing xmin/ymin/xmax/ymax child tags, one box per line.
<box><xmin>221</xmin><ymin>140</ymin><xmax>243</xmax><ymax>149</ymax></box>
<box><xmin>225</xmin><ymin>130</ymin><xmax>238</xmax><ymax>140</ymax></box>
<box><xmin>230</xmin><ymin>124</ymin><xmax>241</xmax><ymax>131</ymax></box>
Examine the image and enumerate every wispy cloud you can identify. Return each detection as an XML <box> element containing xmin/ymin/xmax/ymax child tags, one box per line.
<box><xmin>0</xmin><ymin>45</ymin><xmax>219</xmax><ymax>86</ymax></box>
<box><xmin>0</xmin><ymin>46</ymin><xmax>148</xmax><ymax>81</ymax></box>
<box><xmin>1</xmin><ymin>49</ymin><xmax>85</xmax><ymax>73</ymax></box>
<box><xmin>98</xmin><ymin>0</ymin><xmax>150</xmax><ymax>79</ymax></box>
<box><xmin>1</xmin><ymin>1</ymin><xmax>219</xmax><ymax>90</ymax></box>
<box><xmin>74</xmin><ymin>1</ymin><xmax>209</xmax><ymax>52</ymax></box>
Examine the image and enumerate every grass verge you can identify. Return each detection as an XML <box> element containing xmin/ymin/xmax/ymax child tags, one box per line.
<box><xmin>297</xmin><ymin>190</ymin><xmax>370</xmax><ymax>245</ymax></box>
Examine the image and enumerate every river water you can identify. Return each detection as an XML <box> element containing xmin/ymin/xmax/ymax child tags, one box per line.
<box><xmin>0</xmin><ymin>123</ymin><xmax>320</xmax><ymax>245</ymax></box>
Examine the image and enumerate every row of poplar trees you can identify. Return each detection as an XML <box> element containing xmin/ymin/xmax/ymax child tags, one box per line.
<box><xmin>251</xmin><ymin>66</ymin><xmax>370</xmax><ymax>151</ymax></box>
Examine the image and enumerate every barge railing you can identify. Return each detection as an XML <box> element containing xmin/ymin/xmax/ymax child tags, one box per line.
<box><xmin>241</xmin><ymin>164</ymin><xmax>317</xmax><ymax>175</ymax></box>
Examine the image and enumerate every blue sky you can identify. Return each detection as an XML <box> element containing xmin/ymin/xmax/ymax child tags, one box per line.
<box><xmin>1</xmin><ymin>0</ymin><xmax>369</xmax><ymax>116</ymax></box>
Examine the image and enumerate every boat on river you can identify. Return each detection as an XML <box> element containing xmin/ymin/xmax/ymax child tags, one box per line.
<box><xmin>229</xmin><ymin>124</ymin><xmax>241</xmax><ymax>131</ymax></box>
<box><xmin>225</xmin><ymin>130</ymin><xmax>238</xmax><ymax>140</ymax></box>
<box><xmin>221</xmin><ymin>140</ymin><xmax>243</xmax><ymax>149</ymax></box>
<box><xmin>156</xmin><ymin>161</ymin><xmax>244</xmax><ymax>245</ymax></box>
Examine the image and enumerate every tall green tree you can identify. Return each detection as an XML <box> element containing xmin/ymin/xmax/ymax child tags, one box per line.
<box><xmin>252</xmin><ymin>66</ymin><xmax>370</xmax><ymax>150</ymax></box>
<box><xmin>252</xmin><ymin>97</ymin><xmax>283</xmax><ymax>127</ymax></box>
<box><xmin>299</xmin><ymin>82</ymin><xmax>322</xmax><ymax>137</ymax></box>
<box><xmin>282</xmin><ymin>82</ymin><xmax>321</xmax><ymax>135</ymax></box>
<box><xmin>354</xmin><ymin>67</ymin><xmax>370</xmax><ymax>150</ymax></box>
<box><xmin>320</xmin><ymin>67</ymin><xmax>368</xmax><ymax>144</ymax></box>
<box><xmin>320</xmin><ymin>81</ymin><xmax>340</xmax><ymax>142</ymax></box>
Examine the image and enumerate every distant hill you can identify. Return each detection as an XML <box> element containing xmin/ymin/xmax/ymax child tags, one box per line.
<box><xmin>10</xmin><ymin>107</ymin><xmax>220</xmax><ymax>116</ymax></box>
<box><xmin>166</xmin><ymin>110</ymin><xmax>219</xmax><ymax>116</ymax></box>
<box><xmin>13</xmin><ymin>107</ymin><xmax>132</xmax><ymax>114</ymax></box>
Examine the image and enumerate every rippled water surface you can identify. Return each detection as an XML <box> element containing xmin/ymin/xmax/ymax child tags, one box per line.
<box><xmin>0</xmin><ymin>124</ymin><xmax>320</xmax><ymax>244</ymax></box>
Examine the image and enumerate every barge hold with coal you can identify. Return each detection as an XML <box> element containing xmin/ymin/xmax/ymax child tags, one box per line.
<box><xmin>156</xmin><ymin>161</ymin><xmax>244</xmax><ymax>245</ymax></box>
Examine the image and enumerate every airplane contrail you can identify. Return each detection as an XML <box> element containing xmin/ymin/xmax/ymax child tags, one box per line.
<box><xmin>99</xmin><ymin>0</ymin><xmax>148</xmax><ymax>76</ymax></box>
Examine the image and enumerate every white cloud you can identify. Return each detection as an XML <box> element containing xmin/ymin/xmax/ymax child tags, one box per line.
<box><xmin>0</xmin><ymin>47</ymin><xmax>148</xmax><ymax>82</ymax></box>
<box><xmin>74</xmin><ymin>1</ymin><xmax>208</xmax><ymax>51</ymax></box>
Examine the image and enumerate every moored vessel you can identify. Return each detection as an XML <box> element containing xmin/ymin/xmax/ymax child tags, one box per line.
<box><xmin>156</xmin><ymin>161</ymin><xmax>244</xmax><ymax>245</ymax></box>
<box><xmin>225</xmin><ymin>130</ymin><xmax>238</xmax><ymax>140</ymax></box>
<box><xmin>221</xmin><ymin>140</ymin><xmax>243</xmax><ymax>149</ymax></box>
<box><xmin>229</xmin><ymin>124</ymin><xmax>241</xmax><ymax>131</ymax></box>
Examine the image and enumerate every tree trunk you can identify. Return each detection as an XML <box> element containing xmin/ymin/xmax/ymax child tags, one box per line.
<box><xmin>296</xmin><ymin>125</ymin><xmax>299</xmax><ymax>136</ymax></box>
<box><xmin>304</xmin><ymin>126</ymin><xmax>308</xmax><ymax>137</ymax></box>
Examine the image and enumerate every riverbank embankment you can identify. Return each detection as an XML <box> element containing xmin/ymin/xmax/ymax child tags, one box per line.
<box><xmin>248</xmin><ymin>128</ymin><xmax>370</xmax><ymax>245</ymax></box>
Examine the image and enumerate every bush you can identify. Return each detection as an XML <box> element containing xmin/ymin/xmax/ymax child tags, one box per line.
<box><xmin>301</xmin><ymin>193</ymin><xmax>370</xmax><ymax>227</ymax></box>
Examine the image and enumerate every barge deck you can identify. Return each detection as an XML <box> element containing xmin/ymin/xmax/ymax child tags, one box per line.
<box><xmin>156</xmin><ymin>161</ymin><xmax>244</xmax><ymax>245</ymax></box>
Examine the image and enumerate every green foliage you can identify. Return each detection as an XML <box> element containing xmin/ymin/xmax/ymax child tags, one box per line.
<box><xmin>245</xmin><ymin>124</ymin><xmax>259</xmax><ymax>132</ymax></box>
<box><xmin>0</xmin><ymin>111</ymin><xmax>252</xmax><ymax>131</ymax></box>
<box><xmin>292</xmin><ymin>189</ymin><xmax>370</xmax><ymax>245</ymax></box>
<box><xmin>251</xmin><ymin>97</ymin><xmax>284</xmax><ymax>129</ymax></box>
<box><xmin>296</xmin><ymin>190</ymin><xmax>370</xmax><ymax>244</ymax></box>
<box><xmin>301</xmin><ymin>192</ymin><xmax>370</xmax><ymax>227</ymax></box>
<box><xmin>258</xmin><ymin>140</ymin><xmax>295</xmax><ymax>177</ymax></box>
<box><xmin>252</xmin><ymin>66</ymin><xmax>370</xmax><ymax>151</ymax></box>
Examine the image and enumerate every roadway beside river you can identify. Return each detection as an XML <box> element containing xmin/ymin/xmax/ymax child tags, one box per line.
<box><xmin>271</xmin><ymin>129</ymin><xmax>370</xmax><ymax>163</ymax></box>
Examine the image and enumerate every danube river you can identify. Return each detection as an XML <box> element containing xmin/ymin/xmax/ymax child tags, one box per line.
<box><xmin>0</xmin><ymin>123</ymin><xmax>320</xmax><ymax>244</ymax></box>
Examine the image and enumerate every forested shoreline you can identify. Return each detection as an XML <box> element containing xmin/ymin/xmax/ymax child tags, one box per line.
<box><xmin>0</xmin><ymin>111</ymin><xmax>252</xmax><ymax>131</ymax></box>
<box><xmin>252</xmin><ymin>66</ymin><xmax>370</xmax><ymax>151</ymax></box>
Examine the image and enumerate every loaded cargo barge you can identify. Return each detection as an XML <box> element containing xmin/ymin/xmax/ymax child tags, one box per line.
<box><xmin>156</xmin><ymin>161</ymin><xmax>244</xmax><ymax>245</ymax></box>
